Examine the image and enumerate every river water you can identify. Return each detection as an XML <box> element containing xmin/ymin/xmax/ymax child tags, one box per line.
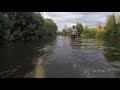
<box><xmin>0</xmin><ymin>36</ymin><xmax>120</xmax><ymax>78</ymax></box>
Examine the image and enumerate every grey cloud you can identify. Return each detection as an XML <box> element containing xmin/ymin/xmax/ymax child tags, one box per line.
<box><xmin>43</xmin><ymin>12</ymin><xmax>120</xmax><ymax>31</ymax></box>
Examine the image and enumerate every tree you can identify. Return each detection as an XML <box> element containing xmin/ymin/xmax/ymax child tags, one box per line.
<box><xmin>13</xmin><ymin>12</ymin><xmax>35</xmax><ymax>40</ymax></box>
<box><xmin>96</xmin><ymin>23</ymin><xmax>104</xmax><ymax>32</ymax></box>
<box><xmin>44</xmin><ymin>19</ymin><xmax>57</xmax><ymax>37</ymax></box>
<box><xmin>105</xmin><ymin>14</ymin><xmax>117</xmax><ymax>38</ymax></box>
<box><xmin>106</xmin><ymin>14</ymin><xmax>116</xmax><ymax>31</ymax></box>
<box><xmin>84</xmin><ymin>26</ymin><xmax>89</xmax><ymax>30</ymax></box>
<box><xmin>76</xmin><ymin>22</ymin><xmax>84</xmax><ymax>37</ymax></box>
<box><xmin>0</xmin><ymin>12</ymin><xmax>58</xmax><ymax>44</ymax></box>
<box><xmin>62</xmin><ymin>28</ymin><xmax>67</xmax><ymax>36</ymax></box>
<box><xmin>0</xmin><ymin>12</ymin><xmax>15</xmax><ymax>42</ymax></box>
<box><xmin>116</xmin><ymin>14</ymin><xmax>120</xmax><ymax>38</ymax></box>
<box><xmin>57</xmin><ymin>31</ymin><xmax>63</xmax><ymax>35</ymax></box>
<box><xmin>32</xmin><ymin>13</ymin><xmax>44</xmax><ymax>39</ymax></box>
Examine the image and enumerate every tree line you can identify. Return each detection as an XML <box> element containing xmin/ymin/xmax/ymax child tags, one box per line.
<box><xmin>0</xmin><ymin>12</ymin><xmax>57</xmax><ymax>43</ymax></box>
<box><xmin>58</xmin><ymin>14</ymin><xmax>120</xmax><ymax>40</ymax></box>
<box><xmin>81</xmin><ymin>14</ymin><xmax>120</xmax><ymax>40</ymax></box>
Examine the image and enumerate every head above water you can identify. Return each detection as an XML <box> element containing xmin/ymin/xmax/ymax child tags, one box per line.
<box><xmin>72</xmin><ymin>25</ymin><xmax>76</xmax><ymax>29</ymax></box>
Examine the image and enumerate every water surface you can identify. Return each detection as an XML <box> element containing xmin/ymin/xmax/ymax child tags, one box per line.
<box><xmin>0</xmin><ymin>36</ymin><xmax>120</xmax><ymax>78</ymax></box>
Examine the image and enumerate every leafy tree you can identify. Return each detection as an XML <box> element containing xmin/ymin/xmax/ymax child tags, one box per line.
<box><xmin>105</xmin><ymin>14</ymin><xmax>117</xmax><ymax>38</ymax></box>
<box><xmin>62</xmin><ymin>28</ymin><xmax>67</xmax><ymax>36</ymax></box>
<box><xmin>0</xmin><ymin>12</ymin><xmax>58</xmax><ymax>44</ymax></box>
<box><xmin>76</xmin><ymin>22</ymin><xmax>84</xmax><ymax>37</ymax></box>
<box><xmin>44</xmin><ymin>19</ymin><xmax>57</xmax><ymax>37</ymax></box>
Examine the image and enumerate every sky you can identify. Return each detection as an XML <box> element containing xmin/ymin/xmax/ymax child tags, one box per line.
<box><xmin>43</xmin><ymin>12</ymin><xmax>120</xmax><ymax>31</ymax></box>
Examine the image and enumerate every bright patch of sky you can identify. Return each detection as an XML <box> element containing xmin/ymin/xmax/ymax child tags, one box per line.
<box><xmin>43</xmin><ymin>12</ymin><xmax>120</xmax><ymax>31</ymax></box>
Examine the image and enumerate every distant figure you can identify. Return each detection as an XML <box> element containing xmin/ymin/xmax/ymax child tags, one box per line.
<box><xmin>69</xmin><ymin>25</ymin><xmax>78</xmax><ymax>46</ymax></box>
<box><xmin>70</xmin><ymin>25</ymin><xmax>78</xmax><ymax>40</ymax></box>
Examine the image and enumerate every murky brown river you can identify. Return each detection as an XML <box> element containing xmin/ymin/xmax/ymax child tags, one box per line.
<box><xmin>0</xmin><ymin>36</ymin><xmax>120</xmax><ymax>78</ymax></box>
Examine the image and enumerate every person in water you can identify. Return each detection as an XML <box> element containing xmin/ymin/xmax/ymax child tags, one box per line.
<box><xmin>70</xmin><ymin>25</ymin><xmax>78</xmax><ymax>40</ymax></box>
<box><xmin>69</xmin><ymin>25</ymin><xmax>78</xmax><ymax>46</ymax></box>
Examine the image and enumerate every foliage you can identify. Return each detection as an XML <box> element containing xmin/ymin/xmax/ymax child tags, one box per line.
<box><xmin>81</xmin><ymin>14</ymin><xmax>120</xmax><ymax>40</ymax></box>
<box><xmin>76</xmin><ymin>22</ymin><xmax>84</xmax><ymax>37</ymax></box>
<box><xmin>0</xmin><ymin>12</ymin><xmax>58</xmax><ymax>43</ymax></box>
<box><xmin>44</xmin><ymin>19</ymin><xmax>57</xmax><ymax>37</ymax></box>
<box><xmin>81</xmin><ymin>27</ymin><xmax>96</xmax><ymax>38</ymax></box>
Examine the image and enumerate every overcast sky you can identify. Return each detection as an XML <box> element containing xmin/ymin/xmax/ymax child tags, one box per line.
<box><xmin>43</xmin><ymin>12</ymin><xmax>120</xmax><ymax>31</ymax></box>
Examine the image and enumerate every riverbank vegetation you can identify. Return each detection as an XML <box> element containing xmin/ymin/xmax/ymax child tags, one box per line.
<box><xmin>81</xmin><ymin>14</ymin><xmax>120</xmax><ymax>40</ymax></box>
<box><xmin>0</xmin><ymin>12</ymin><xmax>57</xmax><ymax>44</ymax></box>
<box><xmin>58</xmin><ymin>14</ymin><xmax>120</xmax><ymax>40</ymax></box>
<box><xmin>1</xmin><ymin>12</ymin><xmax>120</xmax><ymax>45</ymax></box>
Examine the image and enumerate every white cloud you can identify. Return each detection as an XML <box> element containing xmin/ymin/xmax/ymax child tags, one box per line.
<box><xmin>43</xmin><ymin>12</ymin><xmax>51</xmax><ymax>18</ymax></box>
<box><xmin>43</xmin><ymin>12</ymin><xmax>120</xmax><ymax>31</ymax></box>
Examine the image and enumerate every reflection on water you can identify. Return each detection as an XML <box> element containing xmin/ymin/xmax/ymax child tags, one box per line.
<box><xmin>0</xmin><ymin>36</ymin><xmax>120</xmax><ymax>78</ymax></box>
<box><xmin>103</xmin><ymin>41</ymin><xmax>120</xmax><ymax>62</ymax></box>
<box><xmin>70</xmin><ymin>38</ymin><xmax>76</xmax><ymax>46</ymax></box>
<box><xmin>43</xmin><ymin>36</ymin><xmax>120</xmax><ymax>78</ymax></box>
<box><xmin>24</xmin><ymin>57</ymin><xmax>45</xmax><ymax>78</ymax></box>
<box><xmin>70</xmin><ymin>38</ymin><xmax>83</xmax><ymax>49</ymax></box>
<box><xmin>0</xmin><ymin>38</ymin><xmax>55</xmax><ymax>78</ymax></box>
<box><xmin>33</xmin><ymin>57</ymin><xmax>45</xmax><ymax>78</ymax></box>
